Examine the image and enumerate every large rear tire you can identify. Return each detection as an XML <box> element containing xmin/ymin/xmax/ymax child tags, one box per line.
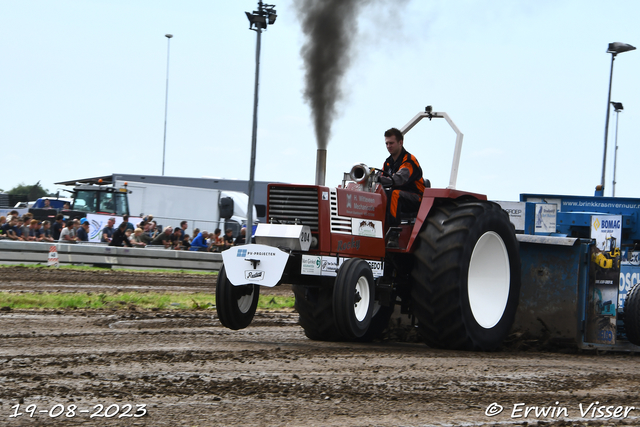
<box><xmin>355</xmin><ymin>303</ymin><xmax>394</xmax><ymax>342</ymax></box>
<box><xmin>333</xmin><ymin>258</ymin><xmax>375</xmax><ymax>340</ymax></box>
<box><xmin>293</xmin><ymin>283</ymin><xmax>343</xmax><ymax>341</ymax></box>
<box><xmin>624</xmin><ymin>282</ymin><xmax>640</xmax><ymax>346</ymax></box>
<box><xmin>411</xmin><ymin>199</ymin><xmax>521</xmax><ymax>351</ymax></box>
<box><xmin>216</xmin><ymin>265</ymin><xmax>260</xmax><ymax>330</ymax></box>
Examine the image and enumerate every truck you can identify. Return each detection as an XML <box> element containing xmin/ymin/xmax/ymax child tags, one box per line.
<box><xmin>118</xmin><ymin>180</ymin><xmax>256</xmax><ymax>236</ymax></box>
<box><xmin>217</xmin><ymin>107</ymin><xmax>522</xmax><ymax>351</ymax></box>
<box><xmin>217</xmin><ymin>107</ymin><xmax>640</xmax><ymax>353</ymax></box>
<box><xmin>59</xmin><ymin>179</ymin><xmax>256</xmax><ymax>242</ymax></box>
<box><xmin>56</xmin><ymin>174</ymin><xmax>272</xmax><ymax>223</ymax></box>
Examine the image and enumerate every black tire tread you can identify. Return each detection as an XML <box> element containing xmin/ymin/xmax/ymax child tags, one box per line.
<box><xmin>293</xmin><ymin>284</ymin><xmax>343</xmax><ymax>341</ymax></box>
<box><xmin>410</xmin><ymin>199</ymin><xmax>520</xmax><ymax>351</ymax></box>
<box><xmin>625</xmin><ymin>282</ymin><xmax>640</xmax><ymax>345</ymax></box>
<box><xmin>333</xmin><ymin>258</ymin><xmax>375</xmax><ymax>340</ymax></box>
<box><xmin>216</xmin><ymin>266</ymin><xmax>260</xmax><ymax>330</ymax></box>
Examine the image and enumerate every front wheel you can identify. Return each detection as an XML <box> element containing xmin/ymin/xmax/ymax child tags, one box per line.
<box><xmin>333</xmin><ymin>258</ymin><xmax>375</xmax><ymax>340</ymax></box>
<box><xmin>411</xmin><ymin>199</ymin><xmax>521</xmax><ymax>351</ymax></box>
<box><xmin>216</xmin><ymin>265</ymin><xmax>260</xmax><ymax>330</ymax></box>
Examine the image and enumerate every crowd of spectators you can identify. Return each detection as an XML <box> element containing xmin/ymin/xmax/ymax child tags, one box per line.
<box><xmin>0</xmin><ymin>210</ymin><xmax>55</xmax><ymax>243</ymax></box>
<box><xmin>0</xmin><ymin>211</ymin><xmax>248</xmax><ymax>252</ymax></box>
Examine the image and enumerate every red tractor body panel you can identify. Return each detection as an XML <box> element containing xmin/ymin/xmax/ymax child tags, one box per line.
<box><xmin>266</xmin><ymin>183</ymin><xmax>486</xmax><ymax>258</ymax></box>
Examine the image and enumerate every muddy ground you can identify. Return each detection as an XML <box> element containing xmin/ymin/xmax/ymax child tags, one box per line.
<box><xmin>1</xmin><ymin>267</ymin><xmax>640</xmax><ymax>426</ymax></box>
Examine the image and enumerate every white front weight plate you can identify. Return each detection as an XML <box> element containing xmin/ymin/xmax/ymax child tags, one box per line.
<box><xmin>221</xmin><ymin>244</ymin><xmax>290</xmax><ymax>287</ymax></box>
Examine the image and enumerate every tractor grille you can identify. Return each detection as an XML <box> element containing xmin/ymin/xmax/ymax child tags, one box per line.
<box><xmin>268</xmin><ymin>186</ymin><xmax>319</xmax><ymax>231</ymax></box>
<box><xmin>330</xmin><ymin>189</ymin><xmax>352</xmax><ymax>234</ymax></box>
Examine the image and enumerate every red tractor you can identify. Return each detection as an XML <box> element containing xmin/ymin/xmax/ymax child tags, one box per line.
<box><xmin>218</xmin><ymin>108</ymin><xmax>521</xmax><ymax>351</ymax></box>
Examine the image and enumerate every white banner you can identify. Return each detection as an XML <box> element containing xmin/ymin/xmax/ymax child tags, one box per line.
<box><xmin>86</xmin><ymin>214</ymin><xmax>143</xmax><ymax>243</ymax></box>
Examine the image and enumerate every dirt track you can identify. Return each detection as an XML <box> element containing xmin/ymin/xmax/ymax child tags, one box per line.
<box><xmin>1</xmin><ymin>267</ymin><xmax>640</xmax><ymax>426</ymax></box>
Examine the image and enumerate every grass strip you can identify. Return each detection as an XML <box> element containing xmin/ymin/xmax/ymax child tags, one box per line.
<box><xmin>0</xmin><ymin>263</ymin><xmax>217</xmax><ymax>275</ymax></box>
<box><xmin>0</xmin><ymin>291</ymin><xmax>294</xmax><ymax>311</ymax></box>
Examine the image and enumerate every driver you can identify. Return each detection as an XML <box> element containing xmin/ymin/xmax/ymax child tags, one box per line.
<box><xmin>378</xmin><ymin>127</ymin><xmax>426</xmax><ymax>227</ymax></box>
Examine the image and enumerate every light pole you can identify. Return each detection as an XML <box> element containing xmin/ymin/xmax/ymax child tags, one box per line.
<box><xmin>245</xmin><ymin>1</ymin><xmax>277</xmax><ymax>240</ymax></box>
<box><xmin>599</xmin><ymin>42</ymin><xmax>635</xmax><ymax>195</ymax></box>
<box><xmin>162</xmin><ymin>33</ymin><xmax>173</xmax><ymax>176</ymax></box>
<box><xmin>611</xmin><ymin>102</ymin><xmax>624</xmax><ymax>197</ymax></box>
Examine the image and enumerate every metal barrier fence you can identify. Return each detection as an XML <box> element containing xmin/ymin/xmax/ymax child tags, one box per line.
<box><xmin>0</xmin><ymin>241</ymin><xmax>222</xmax><ymax>272</ymax></box>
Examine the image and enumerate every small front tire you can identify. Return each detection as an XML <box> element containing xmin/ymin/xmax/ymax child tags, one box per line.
<box><xmin>216</xmin><ymin>265</ymin><xmax>260</xmax><ymax>330</ymax></box>
<box><xmin>333</xmin><ymin>258</ymin><xmax>375</xmax><ymax>340</ymax></box>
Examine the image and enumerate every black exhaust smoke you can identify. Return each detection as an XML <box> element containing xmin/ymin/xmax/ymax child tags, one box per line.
<box><xmin>296</xmin><ymin>0</ymin><xmax>408</xmax><ymax>186</ymax></box>
<box><xmin>295</xmin><ymin>0</ymin><xmax>366</xmax><ymax>185</ymax></box>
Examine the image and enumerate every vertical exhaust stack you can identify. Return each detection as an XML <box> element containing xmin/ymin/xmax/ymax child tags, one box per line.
<box><xmin>315</xmin><ymin>148</ymin><xmax>327</xmax><ymax>186</ymax></box>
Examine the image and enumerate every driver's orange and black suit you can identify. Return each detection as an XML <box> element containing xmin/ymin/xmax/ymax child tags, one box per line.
<box><xmin>379</xmin><ymin>148</ymin><xmax>426</xmax><ymax>227</ymax></box>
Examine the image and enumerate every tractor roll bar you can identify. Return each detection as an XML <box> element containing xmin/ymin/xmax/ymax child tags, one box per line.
<box><xmin>400</xmin><ymin>108</ymin><xmax>463</xmax><ymax>190</ymax></box>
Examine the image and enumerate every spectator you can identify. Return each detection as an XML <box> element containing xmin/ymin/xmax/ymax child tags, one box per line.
<box><xmin>179</xmin><ymin>220</ymin><xmax>188</xmax><ymax>237</ymax></box>
<box><xmin>25</xmin><ymin>219</ymin><xmax>40</xmax><ymax>241</ymax></box>
<box><xmin>52</xmin><ymin>214</ymin><xmax>65</xmax><ymax>240</ymax></box>
<box><xmin>130</xmin><ymin>228</ymin><xmax>147</xmax><ymax>247</ymax></box>
<box><xmin>3</xmin><ymin>216</ymin><xmax>21</xmax><ymax>241</ymax></box>
<box><xmin>73</xmin><ymin>218</ymin><xmax>81</xmax><ymax>233</ymax></box>
<box><xmin>136</xmin><ymin>226</ymin><xmax>151</xmax><ymax>245</ymax></box>
<box><xmin>109</xmin><ymin>222</ymin><xmax>132</xmax><ymax>247</ymax></box>
<box><xmin>189</xmin><ymin>228</ymin><xmax>199</xmax><ymax>250</ymax></box>
<box><xmin>62</xmin><ymin>202</ymin><xmax>71</xmax><ymax>210</ymax></box>
<box><xmin>33</xmin><ymin>220</ymin><xmax>43</xmax><ymax>240</ymax></box>
<box><xmin>40</xmin><ymin>220</ymin><xmax>54</xmax><ymax>242</ymax></box>
<box><xmin>170</xmin><ymin>228</ymin><xmax>183</xmax><ymax>250</ymax></box>
<box><xmin>222</xmin><ymin>228</ymin><xmax>234</xmax><ymax>249</ymax></box>
<box><xmin>76</xmin><ymin>218</ymin><xmax>90</xmax><ymax>242</ymax></box>
<box><xmin>59</xmin><ymin>220</ymin><xmax>78</xmax><ymax>242</ymax></box>
<box><xmin>101</xmin><ymin>217</ymin><xmax>116</xmax><ymax>243</ymax></box>
<box><xmin>122</xmin><ymin>214</ymin><xmax>135</xmax><ymax>232</ymax></box>
<box><xmin>150</xmin><ymin>227</ymin><xmax>172</xmax><ymax>249</ymax></box>
<box><xmin>145</xmin><ymin>221</ymin><xmax>158</xmax><ymax>240</ymax></box>
<box><xmin>182</xmin><ymin>234</ymin><xmax>192</xmax><ymax>251</ymax></box>
<box><xmin>43</xmin><ymin>199</ymin><xmax>51</xmax><ymax>209</ymax></box>
<box><xmin>189</xmin><ymin>230</ymin><xmax>209</xmax><ymax>251</ymax></box>
<box><xmin>208</xmin><ymin>228</ymin><xmax>223</xmax><ymax>252</ymax></box>
<box><xmin>0</xmin><ymin>216</ymin><xmax>5</xmax><ymax>240</ymax></box>
<box><xmin>14</xmin><ymin>217</ymin><xmax>25</xmax><ymax>240</ymax></box>
<box><xmin>18</xmin><ymin>214</ymin><xmax>32</xmax><ymax>239</ymax></box>
<box><xmin>235</xmin><ymin>227</ymin><xmax>247</xmax><ymax>245</ymax></box>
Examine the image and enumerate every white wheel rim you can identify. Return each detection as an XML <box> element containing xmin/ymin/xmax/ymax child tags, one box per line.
<box><xmin>354</xmin><ymin>276</ymin><xmax>371</xmax><ymax>322</ymax></box>
<box><xmin>237</xmin><ymin>286</ymin><xmax>255</xmax><ymax>314</ymax></box>
<box><xmin>468</xmin><ymin>231</ymin><xmax>510</xmax><ymax>329</ymax></box>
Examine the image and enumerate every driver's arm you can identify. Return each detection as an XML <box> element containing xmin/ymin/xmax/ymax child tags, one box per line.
<box><xmin>379</xmin><ymin>167</ymin><xmax>411</xmax><ymax>188</ymax></box>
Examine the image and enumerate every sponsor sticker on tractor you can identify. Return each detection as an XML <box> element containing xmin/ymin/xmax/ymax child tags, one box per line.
<box><xmin>301</xmin><ymin>255</ymin><xmax>322</xmax><ymax>275</ymax></box>
<box><xmin>352</xmin><ymin>219</ymin><xmax>383</xmax><ymax>238</ymax></box>
<box><xmin>221</xmin><ymin>244</ymin><xmax>289</xmax><ymax>288</ymax></box>
<box><xmin>301</xmin><ymin>256</ymin><xmax>383</xmax><ymax>278</ymax></box>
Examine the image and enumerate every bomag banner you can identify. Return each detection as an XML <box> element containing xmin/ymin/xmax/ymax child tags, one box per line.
<box><xmin>586</xmin><ymin>215</ymin><xmax>622</xmax><ymax>345</ymax></box>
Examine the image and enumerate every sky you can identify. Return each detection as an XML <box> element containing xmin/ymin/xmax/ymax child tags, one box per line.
<box><xmin>1</xmin><ymin>0</ymin><xmax>639</xmax><ymax>203</ymax></box>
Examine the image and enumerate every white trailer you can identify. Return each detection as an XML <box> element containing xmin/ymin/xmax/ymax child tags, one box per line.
<box><xmin>115</xmin><ymin>180</ymin><xmax>257</xmax><ymax>236</ymax></box>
